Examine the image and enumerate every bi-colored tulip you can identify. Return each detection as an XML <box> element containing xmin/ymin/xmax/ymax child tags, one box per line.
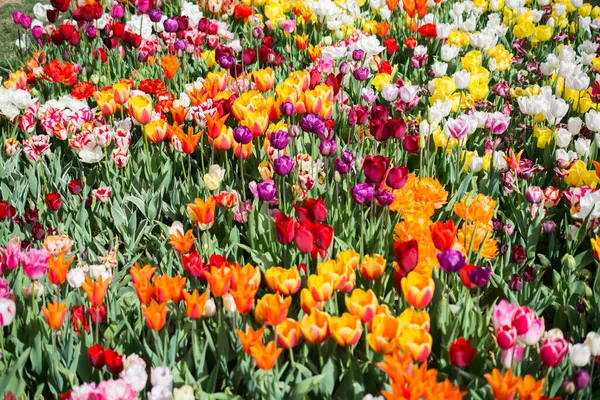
<box><xmin>254</xmin><ymin>293</ymin><xmax>291</xmax><ymax>326</ymax></box>
<box><xmin>265</xmin><ymin>266</ymin><xmax>301</xmax><ymax>296</ymax></box>
<box><xmin>205</xmin><ymin>265</ymin><xmax>233</xmax><ymax>297</ymax></box>
<box><xmin>367</xmin><ymin>315</ymin><xmax>402</xmax><ymax>354</ymax></box>
<box><xmin>112</xmin><ymin>82</ymin><xmax>130</xmax><ymax>104</ymax></box>
<box><xmin>276</xmin><ymin>318</ymin><xmax>301</xmax><ymax>349</ymax></box>
<box><xmin>300</xmin><ymin>309</ymin><xmax>330</xmax><ymax>344</ymax></box>
<box><xmin>300</xmin><ymin>288</ymin><xmax>323</xmax><ymax>314</ymax></box>
<box><xmin>359</xmin><ymin>254</ymin><xmax>386</xmax><ymax>281</ymax></box>
<box><xmin>398</xmin><ymin>328</ymin><xmax>432</xmax><ymax>362</ymax></box>
<box><xmin>329</xmin><ymin>313</ymin><xmax>363</xmax><ymax>346</ymax></box>
<box><xmin>183</xmin><ymin>289</ymin><xmax>209</xmax><ymax>319</ymax></box>
<box><xmin>144</xmin><ymin>120</ymin><xmax>168</xmax><ymax>143</ymax></box>
<box><xmin>400</xmin><ymin>272</ymin><xmax>434</xmax><ymax>309</ymax></box>
<box><xmin>307</xmin><ymin>274</ymin><xmax>334</xmax><ymax>302</ymax></box>
<box><xmin>253</xmin><ymin>68</ymin><xmax>275</xmax><ymax>92</ymax></box>
<box><xmin>128</xmin><ymin>95</ymin><xmax>153</xmax><ymax>125</ymax></box>
<box><xmin>187</xmin><ymin>197</ymin><xmax>217</xmax><ymax>230</ymax></box>
<box><xmin>345</xmin><ymin>289</ymin><xmax>379</xmax><ymax>323</ymax></box>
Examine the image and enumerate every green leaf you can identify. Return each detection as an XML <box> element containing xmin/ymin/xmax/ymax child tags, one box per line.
<box><xmin>289</xmin><ymin>374</ymin><xmax>325</xmax><ymax>400</ymax></box>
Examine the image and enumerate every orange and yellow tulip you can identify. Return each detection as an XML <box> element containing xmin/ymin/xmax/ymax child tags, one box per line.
<box><xmin>398</xmin><ymin>308</ymin><xmax>431</xmax><ymax>332</ymax></box>
<box><xmin>128</xmin><ymin>95</ymin><xmax>153</xmax><ymax>125</ymax></box>
<box><xmin>161</xmin><ymin>54</ymin><xmax>181</xmax><ymax>79</ymax></box>
<box><xmin>265</xmin><ymin>266</ymin><xmax>302</xmax><ymax>296</ymax></box>
<box><xmin>42</xmin><ymin>300</ymin><xmax>67</xmax><ymax>329</ymax></box>
<box><xmin>367</xmin><ymin>315</ymin><xmax>402</xmax><ymax>353</ymax></box>
<box><xmin>113</xmin><ymin>82</ymin><xmax>130</xmax><ymax>104</ymax></box>
<box><xmin>232</xmin><ymin>263</ymin><xmax>261</xmax><ymax>291</ymax></box>
<box><xmin>345</xmin><ymin>289</ymin><xmax>379</xmax><ymax>323</ymax></box>
<box><xmin>299</xmin><ymin>309</ymin><xmax>330</xmax><ymax>344</ymax></box>
<box><xmin>317</xmin><ymin>260</ymin><xmax>355</xmax><ymax>293</ymax></box>
<box><xmin>329</xmin><ymin>313</ymin><xmax>363</xmax><ymax>346</ymax></box>
<box><xmin>48</xmin><ymin>252</ymin><xmax>74</xmax><ymax>285</ymax></box>
<box><xmin>206</xmin><ymin>265</ymin><xmax>233</xmax><ymax>297</ymax></box>
<box><xmin>236</xmin><ymin>327</ymin><xmax>265</xmax><ymax>354</ymax></box>
<box><xmin>253</xmin><ymin>68</ymin><xmax>275</xmax><ymax>92</ymax></box>
<box><xmin>254</xmin><ymin>293</ymin><xmax>291</xmax><ymax>326</ymax></box>
<box><xmin>142</xmin><ymin>300</ymin><xmax>168</xmax><ymax>330</ymax></box>
<box><xmin>144</xmin><ymin>119</ymin><xmax>167</xmax><ymax>143</ymax></box>
<box><xmin>307</xmin><ymin>274</ymin><xmax>334</xmax><ymax>302</ymax></box>
<box><xmin>95</xmin><ymin>90</ymin><xmax>117</xmax><ymax>116</ymax></box>
<box><xmin>231</xmin><ymin>285</ymin><xmax>257</xmax><ymax>314</ymax></box>
<box><xmin>184</xmin><ymin>289</ymin><xmax>210</xmax><ymax>319</ymax></box>
<box><xmin>359</xmin><ymin>254</ymin><xmax>386</xmax><ymax>281</ymax></box>
<box><xmin>82</xmin><ymin>275</ymin><xmax>111</xmax><ymax>307</ymax></box>
<box><xmin>232</xmin><ymin>140</ymin><xmax>253</xmax><ymax>159</ymax></box>
<box><xmin>337</xmin><ymin>250</ymin><xmax>360</xmax><ymax>270</ymax></box>
<box><xmin>242</xmin><ymin>111</ymin><xmax>269</xmax><ymax>137</ymax></box>
<box><xmin>401</xmin><ymin>272</ymin><xmax>434</xmax><ymax>309</ymax></box>
<box><xmin>249</xmin><ymin>341</ymin><xmax>282</xmax><ymax>370</ymax></box>
<box><xmin>187</xmin><ymin>197</ymin><xmax>216</xmax><ymax>230</ymax></box>
<box><xmin>398</xmin><ymin>328</ymin><xmax>432</xmax><ymax>363</ymax></box>
<box><xmin>276</xmin><ymin>318</ymin><xmax>302</xmax><ymax>349</ymax></box>
<box><xmin>300</xmin><ymin>288</ymin><xmax>323</xmax><ymax>314</ymax></box>
<box><xmin>169</xmin><ymin>229</ymin><xmax>195</xmax><ymax>254</ymax></box>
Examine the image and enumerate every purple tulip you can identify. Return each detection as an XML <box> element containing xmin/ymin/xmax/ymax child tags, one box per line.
<box><xmin>12</xmin><ymin>11</ymin><xmax>24</xmax><ymax>25</ymax></box>
<box><xmin>288</xmin><ymin>125</ymin><xmax>300</xmax><ymax>138</ymax></box>
<box><xmin>299</xmin><ymin>113</ymin><xmax>323</xmax><ymax>133</ymax></box>
<box><xmin>353</xmin><ymin>67</ymin><xmax>370</xmax><ymax>81</ymax></box>
<box><xmin>509</xmin><ymin>273</ymin><xmax>523</xmax><ymax>292</ymax></box>
<box><xmin>352</xmin><ymin>49</ymin><xmax>364</xmax><ymax>61</ymax></box>
<box><xmin>437</xmin><ymin>249</ymin><xmax>466</xmax><ymax>272</ymax></box>
<box><xmin>233</xmin><ymin>126</ymin><xmax>253</xmax><ymax>144</ymax></box>
<box><xmin>467</xmin><ymin>266</ymin><xmax>491</xmax><ymax>287</ymax></box>
<box><xmin>280</xmin><ymin>101</ymin><xmax>295</xmax><ymax>116</ymax></box>
<box><xmin>256</xmin><ymin>181</ymin><xmax>277</xmax><ymax>202</ymax></box>
<box><xmin>270</xmin><ymin>130</ymin><xmax>289</xmax><ymax>150</ymax></box>
<box><xmin>148</xmin><ymin>8</ymin><xmax>162</xmax><ymax>22</ymax></box>
<box><xmin>174</xmin><ymin>39</ymin><xmax>187</xmax><ymax>51</ymax></box>
<box><xmin>163</xmin><ymin>18</ymin><xmax>179</xmax><ymax>33</ymax></box>
<box><xmin>375</xmin><ymin>189</ymin><xmax>395</xmax><ymax>206</ymax></box>
<box><xmin>525</xmin><ymin>186</ymin><xmax>543</xmax><ymax>204</ymax></box>
<box><xmin>32</xmin><ymin>26</ymin><xmax>44</xmax><ymax>39</ymax></box>
<box><xmin>339</xmin><ymin>61</ymin><xmax>350</xmax><ymax>74</ymax></box>
<box><xmin>319</xmin><ymin>140</ymin><xmax>337</xmax><ymax>156</ymax></box>
<box><xmin>252</xmin><ymin>27</ymin><xmax>264</xmax><ymax>39</ymax></box>
<box><xmin>351</xmin><ymin>183</ymin><xmax>374</xmax><ymax>205</ymax></box>
<box><xmin>542</xmin><ymin>220</ymin><xmax>556</xmax><ymax>234</ymax></box>
<box><xmin>86</xmin><ymin>25</ymin><xmax>97</xmax><ymax>39</ymax></box>
<box><xmin>273</xmin><ymin>155</ymin><xmax>294</xmax><ymax>176</ymax></box>
<box><xmin>341</xmin><ymin>150</ymin><xmax>355</xmax><ymax>165</ymax></box>
<box><xmin>111</xmin><ymin>4</ymin><xmax>125</xmax><ymax>19</ymax></box>
<box><xmin>574</xmin><ymin>369</ymin><xmax>589</xmax><ymax>389</ymax></box>
<box><xmin>20</xmin><ymin>15</ymin><xmax>32</xmax><ymax>29</ymax></box>
<box><xmin>523</xmin><ymin>265</ymin><xmax>536</xmax><ymax>282</ymax></box>
<box><xmin>217</xmin><ymin>55</ymin><xmax>235</xmax><ymax>69</ymax></box>
<box><xmin>335</xmin><ymin>159</ymin><xmax>352</xmax><ymax>174</ymax></box>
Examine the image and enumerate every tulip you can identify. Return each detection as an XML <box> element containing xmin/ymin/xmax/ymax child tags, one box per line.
<box><xmin>128</xmin><ymin>95</ymin><xmax>152</xmax><ymax>125</ymax></box>
<box><xmin>42</xmin><ymin>300</ymin><xmax>67</xmax><ymax>329</ymax></box>
<box><xmin>265</xmin><ymin>267</ymin><xmax>301</xmax><ymax>296</ymax></box>
<box><xmin>367</xmin><ymin>315</ymin><xmax>402</xmax><ymax>353</ymax></box>
<box><xmin>231</xmin><ymin>285</ymin><xmax>256</xmax><ymax>314</ymax></box>
<box><xmin>276</xmin><ymin>319</ymin><xmax>301</xmax><ymax>349</ymax></box>
<box><xmin>233</xmin><ymin>126</ymin><xmax>253</xmax><ymax>145</ymax></box>
<box><xmin>362</xmin><ymin>155</ymin><xmax>390</xmax><ymax>184</ymax></box>
<box><xmin>205</xmin><ymin>266</ymin><xmax>233</xmax><ymax>297</ymax></box>
<box><xmin>187</xmin><ymin>197</ymin><xmax>216</xmax><ymax>230</ymax></box>
<box><xmin>1</xmin><ymin>238</ymin><xmax>21</xmax><ymax>270</ymax></box>
<box><xmin>295</xmin><ymin>197</ymin><xmax>327</xmax><ymax>223</ymax></box>
<box><xmin>0</xmin><ymin>298</ymin><xmax>16</xmax><ymax>327</ymax></box>
<box><xmin>294</xmin><ymin>222</ymin><xmax>314</xmax><ymax>254</ymax></box>
<box><xmin>429</xmin><ymin>220</ymin><xmax>456</xmax><ymax>251</ymax></box>
<box><xmin>351</xmin><ymin>183</ymin><xmax>375</xmax><ymax>204</ymax></box>
<box><xmin>540</xmin><ymin>329</ymin><xmax>569</xmax><ymax>367</ymax></box>
<box><xmin>254</xmin><ymin>293</ymin><xmax>291</xmax><ymax>326</ymax></box>
<box><xmin>253</xmin><ymin>68</ymin><xmax>275</xmax><ymax>92</ymax></box>
<box><xmin>398</xmin><ymin>328</ymin><xmax>432</xmax><ymax>362</ymax></box>
<box><xmin>448</xmin><ymin>337</ymin><xmax>476</xmax><ymax>367</ymax></box>
<box><xmin>88</xmin><ymin>344</ymin><xmax>106</xmax><ymax>369</ymax></box>
<box><xmin>401</xmin><ymin>272</ymin><xmax>434</xmax><ymax>308</ymax></box>
<box><xmin>345</xmin><ymin>289</ymin><xmax>379</xmax><ymax>323</ymax></box>
<box><xmin>314</xmin><ymin>223</ymin><xmax>334</xmax><ymax>250</ymax></box>
<box><xmin>574</xmin><ymin>369</ymin><xmax>590</xmax><ymax>390</ymax></box>
<box><xmin>300</xmin><ymin>310</ymin><xmax>330</xmax><ymax>344</ymax></box>
<box><xmin>168</xmin><ymin>229</ymin><xmax>195</xmax><ymax>254</ymax></box>
<box><xmin>386</xmin><ymin>166</ymin><xmax>409</xmax><ymax>190</ymax></box>
<box><xmin>256</xmin><ymin>181</ymin><xmax>277</xmax><ymax>202</ymax></box>
<box><xmin>105</xmin><ymin>349</ymin><xmax>123</xmax><ymax>374</ymax></box>
<box><xmin>142</xmin><ymin>300</ymin><xmax>168</xmax><ymax>330</ymax></box>
<box><xmin>21</xmin><ymin>248</ymin><xmax>49</xmax><ymax>280</ymax></box>
<box><xmin>130</xmin><ymin>263</ymin><xmax>155</xmax><ymax>285</ymax></box>
<box><xmin>394</xmin><ymin>240</ymin><xmax>418</xmax><ymax>273</ymax></box>
<box><xmin>273</xmin><ymin>155</ymin><xmax>294</xmax><ymax>176</ymax></box>
<box><xmin>569</xmin><ymin>343</ymin><xmax>591</xmax><ymax>367</ymax></box>
<box><xmin>307</xmin><ymin>274</ymin><xmax>334</xmax><ymax>302</ymax></box>
<box><xmin>45</xmin><ymin>193</ymin><xmax>62</xmax><ymax>211</ymax></box>
<box><xmin>82</xmin><ymin>275</ymin><xmax>111</xmax><ymax>307</ymax></box>
<box><xmin>274</xmin><ymin>213</ymin><xmax>295</xmax><ymax>245</ymax></box>
<box><xmin>329</xmin><ymin>313</ymin><xmax>363</xmax><ymax>346</ymax></box>
<box><xmin>512</xmin><ymin>306</ymin><xmax>536</xmax><ymax>335</ymax></box>
<box><xmin>360</xmin><ymin>254</ymin><xmax>386</xmax><ymax>280</ymax></box>
<box><xmin>48</xmin><ymin>253</ymin><xmax>74</xmax><ymax>285</ymax></box>
<box><xmin>236</xmin><ymin>327</ymin><xmax>265</xmax><ymax>355</ymax></box>
<box><xmin>144</xmin><ymin>120</ymin><xmax>167</xmax><ymax>143</ymax></box>
<box><xmin>113</xmin><ymin>82</ymin><xmax>130</xmax><ymax>105</ymax></box>
<box><xmin>496</xmin><ymin>325</ymin><xmax>517</xmax><ymax>350</ymax></box>
<box><xmin>249</xmin><ymin>341</ymin><xmax>282</xmax><ymax>370</ymax></box>
<box><xmin>184</xmin><ymin>290</ymin><xmax>209</xmax><ymax>319</ymax></box>
<box><xmin>437</xmin><ymin>249</ymin><xmax>466</xmax><ymax>272</ymax></box>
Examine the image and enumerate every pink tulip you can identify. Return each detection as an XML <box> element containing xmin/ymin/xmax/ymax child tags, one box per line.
<box><xmin>519</xmin><ymin>317</ymin><xmax>545</xmax><ymax>346</ymax></box>
<box><xmin>540</xmin><ymin>329</ymin><xmax>568</xmax><ymax>367</ymax></box>
<box><xmin>20</xmin><ymin>248</ymin><xmax>49</xmax><ymax>280</ymax></box>
<box><xmin>492</xmin><ymin>300</ymin><xmax>518</xmax><ymax>329</ymax></box>
<box><xmin>500</xmin><ymin>344</ymin><xmax>524</xmax><ymax>369</ymax></box>
<box><xmin>496</xmin><ymin>325</ymin><xmax>517</xmax><ymax>350</ymax></box>
<box><xmin>486</xmin><ymin>112</ymin><xmax>510</xmax><ymax>135</ymax></box>
<box><xmin>512</xmin><ymin>306</ymin><xmax>536</xmax><ymax>335</ymax></box>
<box><xmin>1</xmin><ymin>238</ymin><xmax>21</xmax><ymax>271</ymax></box>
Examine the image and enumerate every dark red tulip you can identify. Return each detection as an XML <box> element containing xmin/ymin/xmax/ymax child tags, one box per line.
<box><xmin>45</xmin><ymin>192</ymin><xmax>62</xmax><ymax>211</ymax></box>
<box><xmin>448</xmin><ymin>337</ymin><xmax>476</xmax><ymax>367</ymax></box>
<box><xmin>68</xmin><ymin>179</ymin><xmax>82</xmax><ymax>195</ymax></box>
<box><xmin>402</xmin><ymin>135</ymin><xmax>420</xmax><ymax>153</ymax></box>
<box><xmin>104</xmin><ymin>349</ymin><xmax>123</xmax><ymax>374</ymax></box>
<box><xmin>386</xmin><ymin>166</ymin><xmax>408</xmax><ymax>190</ymax></box>
<box><xmin>362</xmin><ymin>155</ymin><xmax>390</xmax><ymax>184</ymax></box>
<box><xmin>394</xmin><ymin>240</ymin><xmax>418</xmax><ymax>273</ymax></box>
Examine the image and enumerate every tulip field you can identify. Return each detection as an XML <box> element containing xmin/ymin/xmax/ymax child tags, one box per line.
<box><xmin>1</xmin><ymin>0</ymin><xmax>600</xmax><ymax>398</ymax></box>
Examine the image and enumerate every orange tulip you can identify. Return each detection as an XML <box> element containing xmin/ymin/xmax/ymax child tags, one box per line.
<box><xmin>236</xmin><ymin>327</ymin><xmax>265</xmax><ymax>354</ymax></box>
<box><xmin>592</xmin><ymin>160</ymin><xmax>600</xmax><ymax>179</ymax></box>
<box><xmin>484</xmin><ymin>369</ymin><xmax>521</xmax><ymax>400</ymax></box>
<box><xmin>300</xmin><ymin>288</ymin><xmax>323</xmax><ymax>314</ymax></box>
<box><xmin>169</xmin><ymin>275</ymin><xmax>186</xmax><ymax>303</ymax></box>
<box><xmin>144</xmin><ymin>119</ymin><xmax>168</xmax><ymax>143</ymax></box>
<box><xmin>337</xmin><ymin>250</ymin><xmax>360</xmax><ymax>270</ymax></box>
<box><xmin>205</xmin><ymin>112</ymin><xmax>229</xmax><ymax>139</ymax></box>
<box><xmin>42</xmin><ymin>300</ymin><xmax>67</xmax><ymax>329</ymax></box>
<box><xmin>504</xmin><ymin>148</ymin><xmax>524</xmax><ymax>170</ymax></box>
<box><xmin>171</xmin><ymin>125</ymin><xmax>202</xmax><ymax>154</ymax></box>
<box><xmin>249</xmin><ymin>341</ymin><xmax>282</xmax><ymax>370</ymax></box>
<box><xmin>398</xmin><ymin>308</ymin><xmax>431</xmax><ymax>332</ymax></box>
<box><xmin>242</xmin><ymin>111</ymin><xmax>270</xmax><ymax>138</ymax></box>
<box><xmin>82</xmin><ymin>275</ymin><xmax>111</xmax><ymax>307</ymax></box>
<box><xmin>232</xmin><ymin>140</ymin><xmax>253</xmax><ymax>159</ymax></box>
<box><xmin>403</xmin><ymin>0</ymin><xmax>428</xmax><ymax>18</ymax></box>
<box><xmin>299</xmin><ymin>309</ymin><xmax>330</xmax><ymax>344</ymax></box>
<box><xmin>170</xmin><ymin>105</ymin><xmax>187</xmax><ymax>125</ymax></box>
<box><xmin>232</xmin><ymin>263</ymin><xmax>261</xmax><ymax>291</ymax></box>
<box><xmin>130</xmin><ymin>263</ymin><xmax>155</xmax><ymax>285</ymax></box>
<box><xmin>169</xmin><ymin>229</ymin><xmax>195</xmax><ymax>254</ymax></box>
<box><xmin>307</xmin><ymin>274</ymin><xmax>334</xmax><ymax>302</ymax></box>
<box><xmin>317</xmin><ymin>260</ymin><xmax>355</xmax><ymax>293</ymax></box>
<box><xmin>359</xmin><ymin>254</ymin><xmax>386</xmax><ymax>281</ymax></box>
<box><xmin>345</xmin><ymin>289</ymin><xmax>379</xmax><ymax>323</ymax></box>
<box><xmin>141</xmin><ymin>300</ymin><xmax>168</xmax><ymax>330</ymax></box>
<box><xmin>134</xmin><ymin>277</ymin><xmax>154</xmax><ymax>306</ymax></box>
<box><xmin>206</xmin><ymin>265</ymin><xmax>233</xmax><ymax>297</ymax></box>
<box><xmin>398</xmin><ymin>328</ymin><xmax>432</xmax><ymax>362</ymax></box>
<box><xmin>276</xmin><ymin>318</ymin><xmax>301</xmax><ymax>349</ymax></box>
<box><xmin>187</xmin><ymin>197</ymin><xmax>216</xmax><ymax>230</ymax></box>
<box><xmin>375</xmin><ymin>21</ymin><xmax>390</xmax><ymax>37</ymax></box>
<box><xmin>401</xmin><ymin>272</ymin><xmax>434</xmax><ymax>309</ymax></box>
<box><xmin>153</xmin><ymin>275</ymin><xmax>172</xmax><ymax>303</ymax></box>
<box><xmin>386</xmin><ymin>0</ymin><xmax>399</xmax><ymax>11</ymax></box>
<box><xmin>128</xmin><ymin>95</ymin><xmax>152</xmax><ymax>125</ymax></box>
<box><xmin>265</xmin><ymin>266</ymin><xmax>301</xmax><ymax>296</ymax></box>
<box><xmin>377</xmin><ymin>351</ymin><xmax>413</xmax><ymax>384</ymax></box>
<box><xmin>254</xmin><ymin>293</ymin><xmax>291</xmax><ymax>326</ymax></box>
<box><xmin>231</xmin><ymin>285</ymin><xmax>257</xmax><ymax>314</ymax></box>
<box><xmin>367</xmin><ymin>315</ymin><xmax>402</xmax><ymax>354</ymax></box>
<box><xmin>516</xmin><ymin>375</ymin><xmax>545</xmax><ymax>400</ymax></box>
<box><xmin>253</xmin><ymin>68</ymin><xmax>275</xmax><ymax>92</ymax></box>
<box><xmin>48</xmin><ymin>252</ymin><xmax>74</xmax><ymax>285</ymax></box>
<box><xmin>161</xmin><ymin>54</ymin><xmax>181</xmax><ymax>79</ymax></box>
<box><xmin>295</xmin><ymin>34</ymin><xmax>308</xmax><ymax>50</ymax></box>
<box><xmin>329</xmin><ymin>313</ymin><xmax>363</xmax><ymax>346</ymax></box>
<box><xmin>184</xmin><ymin>289</ymin><xmax>210</xmax><ymax>319</ymax></box>
<box><xmin>203</xmin><ymin>71</ymin><xmax>228</xmax><ymax>99</ymax></box>
<box><xmin>113</xmin><ymin>82</ymin><xmax>130</xmax><ymax>104</ymax></box>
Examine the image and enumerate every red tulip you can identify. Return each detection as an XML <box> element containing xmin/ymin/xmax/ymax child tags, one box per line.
<box><xmin>88</xmin><ymin>344</ymin><xmax>105</xmax><ymax>369</ymax></box>
<box><xmin>386</xmin><ymin>166</ymin><xmax>408</xmax><ymax>190</ymax></box>
<box><xmin>182</xmin><ymin>251</ymin><xmax>208</xmax><ymax>280</ymax></box>
<box><xmin>369</xmin><ymin>119</ymin><xmax>386</xmax><ymax>141</ymax></box>
<box><xmin>403</xmin><ymin>135</ymin><xmax>420</xmax><ymax>153</ymax></box>
<box><xmin>459</xmin><ymin>264</ymin><xmax>477</xmax><ymax>289</ymax></box>
<box><xmin>314</xmin><ymin>223</ymin><xmax>334</xmax><ymax>250</ymax></box>
<box><xmin>51</xmin><ymin>0</ymin><xmax>70</xmax><ymax>12</ymax></box>
<box><xmin>302</xmin><ymin>197</ymin><xmax>327</xmax><ymax>222</ymax></box>
<box><xmin>362</xmin><ymin>155</ymin><xmax>390</xmax><ymax>184</ymax></box>
<box><xmin>384</xmin><ymin>118</ymin><xmax>407</xmax><ymax>139</ymax></box>
<box><xmin>449</xmin><ymin>337</ymin><xmax>476</xmax><ymax>367</ymax></box>
<box><xmin>394</xmin><ymin>240</ymin><xmax>418</xmax><ymax>273</ymax></box>
<box><xmin>430</xmin><ymin>220</ymin><xmax>456</xmax><ymax>251</ymax></box>
<box><xmin>294</xmin><ymin>222</ymin><xmax>314</xmax><ymax>254</ymax></box>
<box><xmin>45</xmin><ymin>193</ymin><xmax>62</xmax><ymax>212</ymax></box>
<box><xmin>275</xmin><ymin>213</ymin><xmax>296</xmax><ymax>245</ymax></box>
<box><xmin>104</xmin><ymin>349</ymin><xmax>123</xmax><ymax>374</ymax></box>
<box><xmin>496</xmin><ymin>325</ymin><xmax>517</xmax><ymax>350</ymax></box>
<box><xmin>89</xmin><ymin>305</ymin><xmax>107</xmax><ymax>324</ymax></box>
<box><xmin>418</xmin><ymin>23</ymin><xmax>437</xmax><ymax>38</ymax></box>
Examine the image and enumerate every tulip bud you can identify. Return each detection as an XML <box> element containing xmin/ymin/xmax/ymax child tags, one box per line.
<box><xmin>573</xmin><ymin>369</ymin><xmax>590</xmax><ymax>389</ymax></box>
<box><xmin>203</xmin><ymin>298</ymin><xmax>216</xmax><ymax>317</ymax></box>
<box><xmin>562</xmin><ymin>254</ymin><xmax>576</xmax><ymax>270</ymax></box>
